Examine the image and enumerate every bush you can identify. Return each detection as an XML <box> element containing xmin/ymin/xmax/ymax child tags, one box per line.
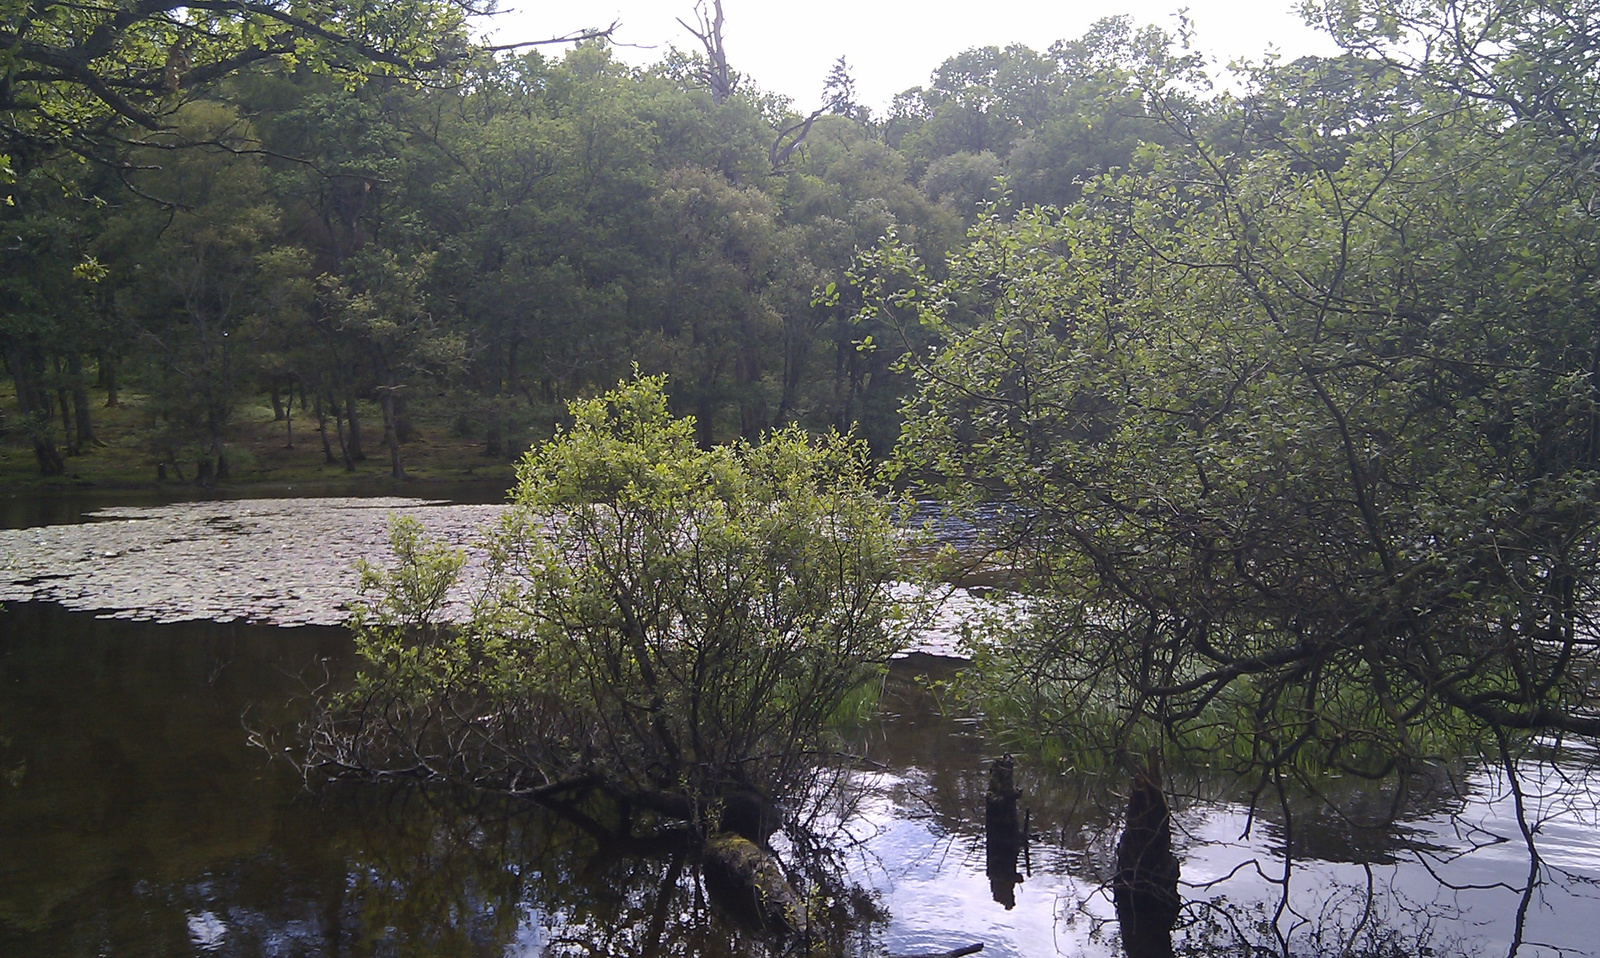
<box><xmin>312</xmin><ymin>374</ymin><xmax>912</xmax><ymax>824</ymax></box>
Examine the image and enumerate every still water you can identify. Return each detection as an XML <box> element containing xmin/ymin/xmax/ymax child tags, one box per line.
<box><xmin>2</xmin><ymin>493</ymin><xmax>1599</xmax><ymax>956</ymax></box>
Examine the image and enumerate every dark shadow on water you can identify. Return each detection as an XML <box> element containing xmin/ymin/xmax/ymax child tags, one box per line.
<box><xmin>0</xmin><ymin>602</ymin><xmax>890</xmax><ymax>956</ymax></box>
<box><xmin>0</xmin><ymin>480</ymin><xmax>513</xmax><ymax>530</ymax></box>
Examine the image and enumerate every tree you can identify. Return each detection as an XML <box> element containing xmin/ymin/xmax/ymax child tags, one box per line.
<box><xmin>880</xmin><ymin>52</ymin><xmax>1600</xmax><ymax>799</ymax></box>
<box><xmin>0</xmin><ymin>0</ymin><xmax>608</xmax><ymax>161</ymax></box>
<box><xmin>316</xmin><ymin>248</ymin><xmax>464</xmax><ymax>479</ymax></box>
<box><xmin>636</xmin><ymin>166</ymin><xmax>792</xmax><ymax>445</ymax></box>
<box><xmin>676</xmin><ymin>0</ymin><xmax>734</xmax><ymax>105</ymax></box>
<box><xmin>101</xmin><ymin>102</ymin><xmax>280</xmax><ymax>481</ymax></box>
<box><xmin>406</xmin><ymin>45</ymin><xmax>658</xmax><ymax>453</ymax></box>
<box><xmin>308</xmin><ymin>374</ymin><xmax>912</xmax><ymax>826</ymax></box>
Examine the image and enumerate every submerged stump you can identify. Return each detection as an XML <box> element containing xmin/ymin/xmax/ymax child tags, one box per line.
<box><xmin>1113</xmin><ymin>759</ymin><xmax>1181</xmax><ymax>958</ymax></box>
<box><xmin>985</xmin><ymin>753</ymin><xmax>1025</xmax><ymax>908</ymax></box>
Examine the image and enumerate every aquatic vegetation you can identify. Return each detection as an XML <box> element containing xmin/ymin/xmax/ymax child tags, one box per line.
<box><xmin>0</xmin><ymin>497</ymin><xmax>503</xmax><ymax>626</ymax></box>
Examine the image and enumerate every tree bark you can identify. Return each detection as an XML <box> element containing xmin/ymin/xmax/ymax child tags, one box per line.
<box><xmin>66</xmin><ymin>352</ymin><xmax>95</xmax><ymax>445</ymax></box>
<box><xmin>344</xmin><ymin>388</ymin><xmax>366</xmax><ymax>461</ymax></box>
<box><xmin>314</xmin><ymin>393</ymin><xmax>337</xmax><ymax>464</ymax></box>
<box><xmin>379</xmin><ymin>384</ymin><xmax>407</xmax><ymax>479</ymax></box>
<box><xmin>331</xmin><ymin>391</ymin><xmax>354</xmax><ymax>471</ymax></box>
<box><xmin>678</xmin><ymin>0</ymin><xmax>733</xmax><ymax>104</ymax></box>
<box><xmin>1113</xmin><ymin>757</ymin><xmax>1181</xmax><ymax>958</ymax></box>
<box><xmin>98</xmin><ymin>351</ymin><xmax>119</xmax><ymax>407</ymax></box>
<box><xmin>985</xmin><ymin>754</ymin><xmax>1025</xmax><ymax>909</ymax></box>
<box><xmin>701</xmin><ymin>833</ymin><xmax>807</xmax><ymax>939</ymax></box>
<box><xmin>4</xmin><ymin>339</ymin><xmax>65</xmax><ymax>475</ymax></box>
<box><xmin>54</xmin><ymin>361</ymin><xmax>77</xmax><ymax>457</ymax></box>
<box><xmin>393</xmin><ymin>392</ymin><xmax>413</xmax><ymax>444</ymax></box>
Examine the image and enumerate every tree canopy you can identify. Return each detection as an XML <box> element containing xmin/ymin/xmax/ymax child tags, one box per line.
<box><xmin>877</xmin><ymin>6</ymin><xmax>1600</xmax><ymax>791</ymax></box>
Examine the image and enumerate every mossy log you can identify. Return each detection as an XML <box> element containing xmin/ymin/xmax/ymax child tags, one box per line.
<box><xmin>701</xmin><ymin>831</ymin><xmax>808</xmax><ymax>939</ymax></box>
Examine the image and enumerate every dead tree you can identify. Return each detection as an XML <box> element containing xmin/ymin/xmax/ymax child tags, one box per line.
<box><xmin>678</xmin><ymin>0</ymin><xmax>734</xmax><ymax>104</ymax></box>
<box><xmin>770</xmin><ymin>56</ymin><xmax>859</xmax><ymax>172</ymax></box>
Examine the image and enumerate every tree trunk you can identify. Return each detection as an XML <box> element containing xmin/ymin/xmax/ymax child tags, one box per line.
<box><xmin>315</xmin><ymin>393</ymin><xmax>337</xmax><ymax>464</ymax></box>
<box><xmin>332</xmin><ymin>392</ymin><xmax>354</xmax><ymax>472</ymax></box>
<box><xmin>281</xmin><ymin>379</ymin><xmax>294</xmax><ymax>449</ymax></box>
<box><xmin>99</xmin><ymin>351</ymin><xmax>119</xmax><ymax>407</ymax></box>
<box><xmin>1113</xmin><ymin>757</ymin><xmax>1181</xmax><ymax>958</ymax></box>
<box><xmin>345</xmin><ymin>388</ymin><xmax>366</xmax><ymax>461</ymax></box>
<box><xmin>506</xmin><ymin>335</ymin><xmax>522</xmax><ymax>401</ymax></box>
<box><xmin>485</xmin><ymin>415</ymin><xmax>504</xmax><ymax>458</ymax></box>
<box><xmin>379</xmin><ymin>385</ymin><xmax>407</xmax><ymax>480</ymax></box>
<box><xmin>393</xmin><ymin>392</ymin><xmax>414</xmax><ymax>444</ymax></box>
<box><xmin>701</xmin><ymin>833</ymin><xmax>807</xmax><ymax>940</ymax></box>
<box><xmin>54</xmin><ymin>355</ymin><xmax>78</xmax><ymax>457</ymax></box>
<box><xmin>4</xmin><ymin>339</ymin><xmax>65</xmax><ymax>476</ymax></box>
<box><xmin>67</xmin><ymin>352</ymin><xmax>95</xmax><ymax>446</ymax></box>
<box><xmin>985</xmin><ymin>755</ymin><xmax>1025</xmax><ymax>909</ymax></box>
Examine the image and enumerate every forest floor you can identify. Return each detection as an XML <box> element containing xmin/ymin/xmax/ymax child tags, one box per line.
<box><xmin>0</xmin><ymin>380</ymin><xmax>517</xmax><ymax>493</ymax></box>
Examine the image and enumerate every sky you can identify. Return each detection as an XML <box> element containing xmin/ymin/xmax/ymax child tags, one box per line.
<box><xmin>483</xmin><ymin>1</ymin><xmax>1345</xmax><ymax>112</ymax></box>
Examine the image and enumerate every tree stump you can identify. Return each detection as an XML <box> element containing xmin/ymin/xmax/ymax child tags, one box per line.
<box><xmin>985</xmin><ymin>753</ymin><xmax>1025</xmax><ymax>908</ymax></box>
<box><xmin>1113</xmin><ymin>758</ymin><xmax>1181</xmax><ymax>958</ymax></box>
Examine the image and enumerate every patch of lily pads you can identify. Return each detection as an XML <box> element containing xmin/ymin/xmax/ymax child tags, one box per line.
<box><xmin>0</xmin><ymin>498</ymin><xmax>501</xmax><ymax>627</ymax></box>
<box><xmin>0</xmin><ymin>497</ymin><xmax>993</xmax><ymax>655</ymax></box>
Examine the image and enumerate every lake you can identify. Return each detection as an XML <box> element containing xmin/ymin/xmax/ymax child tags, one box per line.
<box><xmin>2</xmin><ymin>491</ymin><xmax>1598</xmax><ymax>956</ymax></box>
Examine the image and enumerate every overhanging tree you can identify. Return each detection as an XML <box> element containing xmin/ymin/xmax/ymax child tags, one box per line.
<box><xmin>0</xmin><ymin>0</ymin><xmax>611</xmax><ymax>160</ymax></box>
<box><xmin>880</xmin><ymin>52</ymin><xmax>1600</xmax><ymax>792</ymax></box>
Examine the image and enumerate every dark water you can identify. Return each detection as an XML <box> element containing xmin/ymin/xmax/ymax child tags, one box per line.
<box><xmin>0</xmin><ymin>481</ymin><xmax>513</xmax><ymax>531</ymax></box>
<box><xmin>3</xmin><ymin>495</ymin><xmax>1600</xmax><ymax>957</ymax></box>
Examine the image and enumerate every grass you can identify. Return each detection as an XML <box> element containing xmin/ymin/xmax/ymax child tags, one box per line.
<box><xmin>0</xmin><ymin>378</ymin><xmax>518</xmax><ymax>493</ymax></box>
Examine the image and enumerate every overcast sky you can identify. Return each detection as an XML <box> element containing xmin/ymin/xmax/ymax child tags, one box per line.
<box><xmin>484</xmin><ymin>1</ymin><xmax>1344</xmax><ymax>111</ymax></box>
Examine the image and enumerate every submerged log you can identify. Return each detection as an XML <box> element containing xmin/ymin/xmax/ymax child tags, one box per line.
<box><xmin>985</xmin><ymin>753</ymin><xmax>1025</xmax><ymax>908</ymax></box>
<box><xmin>1113</xmin><ymin>757</ymin><xmax>1181</xmax><ymax>958</ymax></box>
<box><xmin>890</xmin><ymin>946</ymin><xmax>984</xmax><ymax>958</ymax></box>
<box><xmin>701</xmin><ymin>831</ymin><xmax>808</xmax><ymax>939</ymax></box>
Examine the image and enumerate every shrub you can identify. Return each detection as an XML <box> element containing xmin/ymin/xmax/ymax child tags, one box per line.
<box><xmin>311</xmin><ymin>374</ymin><xmax>912</xmax><ymax>825</ymax></box>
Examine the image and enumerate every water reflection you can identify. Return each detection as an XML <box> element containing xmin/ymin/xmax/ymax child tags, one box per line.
<box><xmin>3</xmin><ymin>602</ymin><xmax>1600</xmax><ymax>956</ymax></box>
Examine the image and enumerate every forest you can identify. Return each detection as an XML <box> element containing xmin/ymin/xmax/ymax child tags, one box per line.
<box><xmin>1</xmin><ymin>0</ymin><xmax>1232</xmax><ymax>483</ymax></box>
<box><xmin>7</xmin><ymin>0</ymin><xmax>1600</xmax><ymax>954</ymax></box>
<box><xmin>7</xmin><ymin>0</ymin><xmax>1600</xmax><ymax>822</ymax></box>
<box><xmin>3</xmin><ymin>0</ymin><xmax>1595</xmax><ymax>493</ymax></box>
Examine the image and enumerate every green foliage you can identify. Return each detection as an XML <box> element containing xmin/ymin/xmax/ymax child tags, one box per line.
<box><xmin>10</xmin><ymin>12</ymin><xmax>1199</xmax><ymax>477</ymax></box>
<box><xmin>0</xmin><ymin>0</ymin><xmax>474</xmax><ymax>157</ymax></box>
<box><xmin>881</xmin><ymin>50</ymin><xmax>1600</xmax><ymax>787</ymax></box>
<box><xmin>324</xmin><ymin>374</ymin><xmax>911</xmax><ymax>816</ymax></box>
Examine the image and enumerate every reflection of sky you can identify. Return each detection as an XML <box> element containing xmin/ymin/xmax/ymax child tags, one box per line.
<box><xmin>843</xmin><ymin>777</ymin><xmax>1110</xmax><ymax>958</ymax></box>
<box><xmin>845</xmin><ymin>761</ymin><xmax>1600</xmax><ymax>958</ymax></box>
